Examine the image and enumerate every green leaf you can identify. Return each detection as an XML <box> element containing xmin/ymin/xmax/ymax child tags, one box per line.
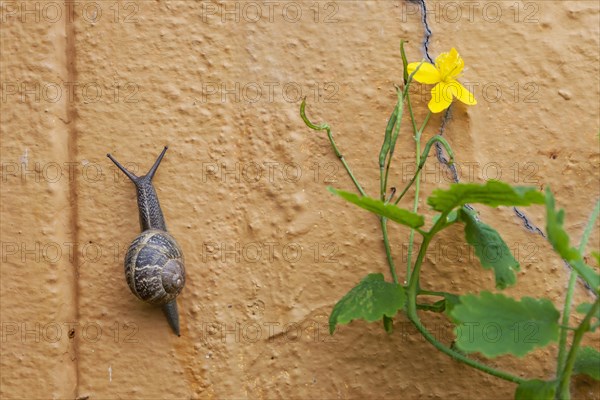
<box><xmin>459</xmin><ymin>208</ymin><xmax>519</xmax><ymax>289</ymax></box>
<box><xmin>449</xmin><ymin>292</ymin><xmax>560</xmax><ymax>357</ymax></box>
<box><xmin>545</xmin><ymin>189</ymin><xmax>600</xmax><ymax>293</ymax></box>
<box><xmin>514</xmin><ymin>379</ymin><xmax>557</xmax><ymax>400</ymax></box>
<box><xmin>329</xmin><ymin>273</ymin><xmax>405</xmax><ymax>334</ymax></box>
<box><xmin>573</xmin><ymin>346</ymin><xmax>600</xmax><ymax>380</ymax></box>
<box><xmin>328</xmin><ymin>187</ymin><xmax>424</xmax><ymax>229</ymax></box>
<box><xmin>545</xmin><ymin>188</ymin><xmax>580</xmax><ymax>260</ymax></box>
<box><xmin>427</xmin><ymin>180</ymin><xmax>545</xmax><ymax>213</ymax></box>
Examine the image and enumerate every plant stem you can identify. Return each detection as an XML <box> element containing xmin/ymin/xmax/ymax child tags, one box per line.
<box><xmin>300</xmin><ymin>99</ymin><xmax>366</xmax><ymax>197</ymax></box>
<box><xmin>557</xmin><ymin>272</ymin><xmax>578</xmax><ymax>376</ymax></box>
<box><xmin>555</xmin><ymin>199</ymin><xmax>600</xmax><ymax>394</ymax></box>
<box><xmin>327</xmin><ymin>129</ymin><xmax>367</xmax><ymax>197</ymax></box>
<box><xmin>394</xmin><ymin>135</ymin><xmax>454</xmax><ymax>206</ymax></box>
<box><xmin>407</xmin><ymin>309</ymin><xmax>526</xmax><ymax>384</ymax></box>
<box><xmin>302</xmin><ymin>98</ymin><xmax>401</xmax><ymax>283</ymax></box>
<box><xmin>382</xmin><ymin>90</ymin><xmax>405</xmax><ymax>201</ymax></box>
<box><xmin>381</xmin><ymin>218</ymin><xmax>399</xmax><ymax>284</ymax></box>
<box><xmin>406</xmin><ymin>90</ymin><xmax>418</xmax><ymax>133</ymax></box>
<box><xmin>404</xmin><ymin>214</ymin><xmax>525</xmax><ymax>385</ymax></box>
<box><xmin>557</xmin><ymin>299</ymin><xmax>600</xmax><ymax>398</ymax></box>
<box><xmin>405</xmin><ymin>95</ymin><xmax>431</xmax><ymax>282</ymax></box>
<box><xmin>577</xmin><ymin>200</ymin><xmax>600</xmax><ymax>255</ymax></box>
<box><xmin>378</xmin><ymin>94</ymin><xmax>404</xmax><ymax>283</ymax></box>
<box><xmin>379</xmin><ymin>98</ymin><xmax>401</xmax><ymax>200</ymax></box>
<box><xmin>407</xmin><ymin>212</ymin><xmax>446</xmax><ymax>298</ymax></box>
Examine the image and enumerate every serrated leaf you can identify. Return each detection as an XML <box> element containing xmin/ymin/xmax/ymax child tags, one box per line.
<box><xmin>545</xmin><ymin>189</ymin><xmax>600</xmax><ymax>293</ymax></box>
<box><xmin>427</xmin><ymin>180</ymin><xmax>545</xmax><ymax>213</ymax></box>
<box><xmin>459</xmin><ymin>208</ymin><xmax>519</xmax><ymax>289</ymax></box>
<box><xmin>328</xmin><ymin>187</ymin><xmax>424</xmax><ymax>229</ymax></box>
<box><xmin>329</xmin><ymin>273</ymin><xmax>405</xmax><ymax>334</ymax></box>
<box><xmin>573</xmin><ymin>346</ymin><xmax>600</xmax><ymax>380</ymax></box>
<box><xmin>449</xmin><ymin>292</ymin><xmax>560</xmax><ymax>357</ymax></box>
<box><xmin>514</xmin><ymin>379</ymin><xmax>557</xmax><ymax>400</ymax></box>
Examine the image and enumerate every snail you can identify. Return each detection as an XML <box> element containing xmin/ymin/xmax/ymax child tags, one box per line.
<box><xmin>107</xmin><ymin>146</ymin><xmax>185</xmax><ymax>336</ymax></box>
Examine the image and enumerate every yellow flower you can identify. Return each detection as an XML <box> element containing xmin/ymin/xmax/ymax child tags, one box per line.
<box><xmin>407</xmin><ymin>48</ymin><xmax>477</xmax><ymax>113</ymax></box>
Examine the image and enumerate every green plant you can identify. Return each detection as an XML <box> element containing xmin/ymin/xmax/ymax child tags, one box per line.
<box><xmin>299</xmin><ymin>42</ymin><xmax>600</xmax><ymax>399</ymax></box>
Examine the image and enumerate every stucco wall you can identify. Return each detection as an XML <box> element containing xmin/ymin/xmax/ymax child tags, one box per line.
<box><xmin>1</xmin><ymin>1</ymin><xmax>599</xmax><ymax>399</ymax></box>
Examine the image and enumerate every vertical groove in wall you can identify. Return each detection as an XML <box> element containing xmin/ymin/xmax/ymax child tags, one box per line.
<box><xmin>65</xmin><ymin>9</ymin><xmax>80</xmax><ymax>398</ymax></box>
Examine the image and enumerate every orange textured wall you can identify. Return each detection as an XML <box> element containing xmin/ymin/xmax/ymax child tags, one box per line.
<box><xmin>1</xmin><ymin>1</ymin><xmax>599</xmax><ymax>399</ymax></box>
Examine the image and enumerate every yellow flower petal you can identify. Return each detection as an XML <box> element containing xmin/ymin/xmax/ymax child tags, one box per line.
<box><xmin>428</xmin><ymin>82</ymin><xmax>454</xmax><ymax>113</ymax></box>
<box><xmin>435</xmin><ymin>48</ymin><xmax>464</xmax><ymax>81</ymax></box>
<box><xmin>407</xmin><ymin>62</ymin><xmax>441</xmax><ymax>84</ymax></box>
<box><xmin>448</xmin><ymin>80</ymin><xmax>477</xmax><ymax>105</ymax></box>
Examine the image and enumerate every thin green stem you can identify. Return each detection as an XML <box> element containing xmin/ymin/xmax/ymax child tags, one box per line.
<box><xmin>380</xmin><ymin>61</ymin><xmax>425</xmax><ymax>203</ymax></box>
<box><xmin>300</xmin><ymin>99</ymin><xmax>366</xmax><ymax>197</ymax></box>
<box><xmin>405</xmin><ymin>97</ymin><xmax>432</xmax><ymax>282</ymax></box>
<box><xmin>417</xmin><ymin>111</ymin><xmax>432</xmax><ymax>138</ymax></box>
<box><xmin>377</xmin><ymin>66</ymin><xmax>424</xmax><ymax>283</ymax></box>
<box><xmin>555</xmin><ymin>199</ymin><xmax>600</xmax><ymax>391</ymax></box>
<box><xmin>557</xmin><ymin>299</ymin><xmax>600</xmax><ymax>398</ymax></box>
<box><xmin>394</xmin><ymin>135</ymin><xmax>454</xmax><ymax>205</ymax></box>
<box><xmin>405</xmin><ymin>216</ymin><xmax>525</xmax><ymax>385</ymax></box>
<box><xmin>404</xmin><ymin>94</ymin><xmax>418</xmax><ymax>282</ymax></box>
<box><xmin>377</xmin><ymin>89</ymin><xmax>405</xmax><ymax>283</ymax></box>
<box><xmin>336</xmin><ymin>142</ymin><xmax>367</xmax><ymax>196</ymax></box>
<box><xmin>379</xmin><ymin>99</ymin><xmax>400</xmax><ymax>200</ymax></box>
<box><xmin>406</xmin><ymin>89</ymin><xmax>418</xmax><ymax>133</ymax></box>
<box><xmin>406</xmin><ymin>231</ymin><xmax>417</xmax><ymax>283</ymax></box>
<box><xmin>578</xmin><ymin>199</ymin><xmax>600</xmax><ymax>254</ymax></box>
<box><xmin>303</xmin><ymin>98</ymin><xmax>401</xmax><ymax>283</ymax></box>
<box><xmin>407</xmin><ymin>311</ymin><xmax>526</xmax><ymax>384</ymax></box>
<box><xmin>381</xmin><ymin>218</ymin><xmax>398</xmax><ymax>284</ymax></box>
<box><xmin>408</xmin><ymin>212</ymin><xmax>446</xmax><ymax>294</ymax></box>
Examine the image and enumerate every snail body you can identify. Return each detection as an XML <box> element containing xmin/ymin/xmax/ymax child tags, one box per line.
<box><xmin>107</xmin><ymin>146</ymin><xmax>185</xmax><ymax>336</ymax></box>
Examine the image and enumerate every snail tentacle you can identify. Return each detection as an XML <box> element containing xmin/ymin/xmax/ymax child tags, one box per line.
<box><xmin>107</xmin><ymin>146</ymin><xmax>185</xmax><ymax>336</ymax></box>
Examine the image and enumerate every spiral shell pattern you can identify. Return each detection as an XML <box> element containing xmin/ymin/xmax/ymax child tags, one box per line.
<box><xmin>125</xmin><ymin>229</ymin><xmax>186</xmax><ymax>305</ymax></box>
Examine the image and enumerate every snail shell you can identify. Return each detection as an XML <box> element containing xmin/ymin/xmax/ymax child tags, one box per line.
<box><xmin>125</xmin><ymin>229</ymin><xmax>186</xmax><ymax>306</ymax></box>
<box><xmin>107</xmin><ymin>146</ymin><xmax>185</xmax><ymax>336</ymax></box>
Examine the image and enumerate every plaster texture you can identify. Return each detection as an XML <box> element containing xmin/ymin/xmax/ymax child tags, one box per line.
<box><xmin>1</xmin><ymin>1</ymin><xmax>599</xmax><ymax>398</ymax></box>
